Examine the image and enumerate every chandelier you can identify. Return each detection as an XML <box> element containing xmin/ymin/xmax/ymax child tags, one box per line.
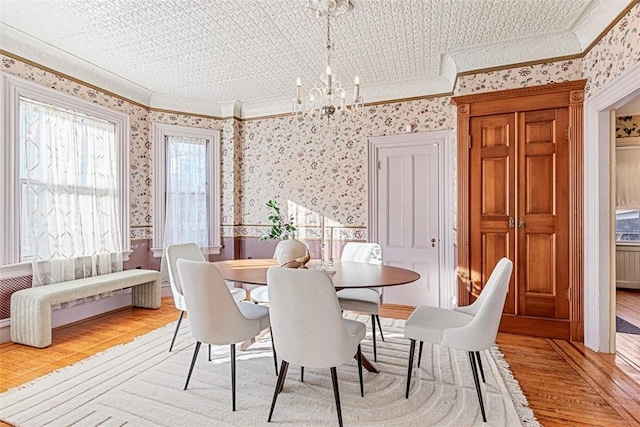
<box><xmin>292</xmin><ymin>0</ymin><xmax>363</xmax><ymax>119</ymax></box>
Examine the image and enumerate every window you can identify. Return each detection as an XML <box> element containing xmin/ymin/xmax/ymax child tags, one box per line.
<box><xmin>152</xmin><ymin>124</ymin><xmax>221</xmax><ymax>256</ymax></box>
<box><xmin>616</xmin><ymin>210</ymin><xmax>640</xmax><ymax>242</ymax></box>
<box><xmin>0</xmin><ymin>73</ymin><xmax>130</xmax><ymax>272</ymax></box>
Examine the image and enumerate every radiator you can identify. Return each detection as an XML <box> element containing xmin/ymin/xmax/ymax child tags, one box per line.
<box><xmin>616</xmin><ymin>245</ymin><xmax>640</xmax><ymax>289</ymax></box>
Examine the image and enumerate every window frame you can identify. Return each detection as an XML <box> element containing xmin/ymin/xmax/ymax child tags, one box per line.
<box><xmin>151</xmin><ymin>123</ymin><xmax>221</xmax><ymax>257</ymax></box>
<box><xmin>0</xmin><ymin>73</ymin><xmax>131</xmax><ymax>272</ymax></box>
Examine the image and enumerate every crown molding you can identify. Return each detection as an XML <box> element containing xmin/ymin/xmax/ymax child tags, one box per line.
<box><xmin>0</xmin><ymin>23</ymin><xmax>153</xmax><ymax>106</ymax></box>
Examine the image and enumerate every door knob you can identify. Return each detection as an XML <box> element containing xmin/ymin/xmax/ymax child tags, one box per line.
<box><xmin>509</xmin><ymin>217</ymin><xmax>515</xmax><ymax>228</ymax></box>
<box><xmin>519</xmin><ymin>218</ymin><xmax>525</xmax><ymax>228</ymax></box>
<box><xmin>431</xmin><ymin>238</ymin><xmax>436</xmax><ymax>247</ymax></box>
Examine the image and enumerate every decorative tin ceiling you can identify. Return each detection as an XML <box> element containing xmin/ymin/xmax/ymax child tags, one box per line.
<box><xmin>0</xmin><ymin>0</ymin><xmax>633</xmax><ymax>117</ymax></box>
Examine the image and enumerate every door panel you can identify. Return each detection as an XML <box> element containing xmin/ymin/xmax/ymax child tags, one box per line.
<box><xmin>470</xmin><ymin>114</ymin><xmax>516</xmax><ymax>314</ymax></box>
<box><xmin>518</xmin><ymin>109</ymin><xmax>569</xmax><ymax>319</ymax></box>
<box><xmin>378</xmin><ymin>144</ymin><xmax>440</xmax><ymax>307</ymax></box>
<box><xmin>385</xmin><ymin>155</ymin><xmax>404</xmax><ymax>248</ymax></box>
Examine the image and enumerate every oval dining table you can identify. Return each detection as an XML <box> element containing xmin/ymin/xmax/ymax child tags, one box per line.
<box><xmin>213</xmin><ymin>258</ymin><xmax>421</xmax><ymax>373</ymax></box>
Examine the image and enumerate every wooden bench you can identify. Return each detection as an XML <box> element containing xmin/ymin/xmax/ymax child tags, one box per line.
<box><xmin>10</xmin><ymin>269</ymin><xmax>161</xmax><ymax>348</ymax></box>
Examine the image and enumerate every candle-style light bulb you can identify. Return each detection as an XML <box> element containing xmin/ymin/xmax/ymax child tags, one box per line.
<box><xmin>326</xmin><ymin>65</ymin><xmax>332</xmax><ymax>88</ymax></box>
<box><xmin>296</xmin><ymin>77</ymin><xmax>302</xmax><ymax>87</ymax></box>
<box><xmin>354</xmin><ymin>75</ymin><xmax>360</xmax><ymax>99</ymax></box>
<box><xmin>296</xmin><ymin>77</ymin><xmax>302</xmax><ymax>99</ymax></box>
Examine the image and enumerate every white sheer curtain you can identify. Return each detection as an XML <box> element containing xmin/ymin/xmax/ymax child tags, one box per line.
<box><xmin>159</xmin><ymin>136</ymin><xmax>209</xmax><ymax>283</ymax></box>
<box><xmin>616</xmin><ymin>145</ymin><xmax>640</xmax><ymax>209</ymax></box>
<box><xmin>162</xmin><ymin>136</ymin><xmax>209</xmax><ymax>248</ymax></box>
<box><xmin>20</xmin><ymin>97</ymin><xmax>123</xmax><ymax>286</ymax></box>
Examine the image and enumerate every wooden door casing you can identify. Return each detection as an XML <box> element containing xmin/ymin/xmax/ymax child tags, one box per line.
<box><xmin>452</xmin><ymin>80</ymin><xmax>586</xmax><ymax>341</ymax></box>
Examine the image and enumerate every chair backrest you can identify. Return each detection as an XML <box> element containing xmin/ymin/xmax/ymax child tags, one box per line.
<box><xmin>442</xmin><ymin>257</ymin><xmax>513</xmax><ymax>351</ymax></box>
<box><xmin>340</xmin><ymin>242</ymin><xmax>383</xmax><ymax>265</ymax></box>
<box><xmin>176</xmin><ymin>259</ymin><xmax>261</xmax><ymax>345</ymax></box>
<box><xmin>165</xmin><ymin>243</ymin><xmax>205</xmax><ymax>296</ymax></box>
<box><xmin>341</xmin><ymin>242</ymin><xmax>383</xmax><ymax>296</ymax></box>
<box><xmin>267</xmin><ymin>267</ymin><xmax>357</xmax><ymax>369</ymax></box>
<box><xmin>457</xmin><ymin>256</ymin><xmax>514</xmax><ymax>317</ymax></box>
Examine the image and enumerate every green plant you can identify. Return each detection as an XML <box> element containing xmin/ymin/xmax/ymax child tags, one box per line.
<box><xmin>260</xmin><ymin>199</ymin><xmax>297</xmax><ymax>240</ymax></box>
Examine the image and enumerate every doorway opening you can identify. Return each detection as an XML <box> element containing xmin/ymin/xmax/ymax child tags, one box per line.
<box><xmin>612</xmin><ymin>97</ymin><xmax>640</xmax><ymax>369</ymax></box>
<box><xmin>584</xmin><ymin>61</ymin><xmax>640</xmax><ymax>353</ymax></box>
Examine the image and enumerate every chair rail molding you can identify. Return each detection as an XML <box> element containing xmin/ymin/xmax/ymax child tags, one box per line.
<box><xmin>584</xmin><ymin>61</ymin><xmax>640</xmax><ymax>353</ymax></box>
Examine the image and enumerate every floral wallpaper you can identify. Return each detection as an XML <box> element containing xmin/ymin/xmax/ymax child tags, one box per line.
<box><xmin>455</xmin><ymin>59</ymin><xmax>583</xmax><ymax>95</ymax></box>
<box><xmin>2</xmin><ymin>0</ymin><xmax>638</xmax><ymax>244</ymax></box>
<box><xmin>240</xmin><ymin>96</ymin><xmax>455</xmax><ymax>233</ymax></box>
<box><xmin>617</xmin><ymin>115</ymin><xmax>640</xmax><ymax>138</ymax></box>
<box><xmin>583</xmin><ymin>2</ymin><xmax>640</xmax><ymax>98</ymax></box>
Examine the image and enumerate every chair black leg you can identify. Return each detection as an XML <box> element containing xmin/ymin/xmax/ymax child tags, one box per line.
<box><xmin>371</xmin><ymin>314</ymin><xmax>377</xmax><ymax>362</ymax></box>
<box><xmin>468</xmin><ymin>351</ymin><xmax>487</xmax><ymax>422</ymax></box>
<box><xmin>418</xmin><ymin>341</ymin><xmax>424</xmax><ymax>368</ymax></box>
<box><xmin>357</xmin><ymin>344</ymin><xmax>364</xmax><ymax>397</ymax></box>
<box><xmin>169</xmin><ymin>311</ymin><xmax>185</xmax><ymax>352</ymax></box>
<box><xmin>405</xmin><ymin>339</ymin><xmax>415</xmax><ymax>399</ymax></box>
<box><xmin>231</xmin><ymin>344</ymin><xmax>236</xmax><ymax>411</ymax></box>
<box><xmin>270</xmin><ymin>328</ymin><xmax>278</xmax><ymax>376</ymax></box>
<box><xmin>301</xmin><ymin>366</ymin><xmax>304</xmax><ymax>383</ymax></box>
<box><xmin>330</xmin><ymin>367</ymin><xmax>343</xmax><ymax>427</ymax></box>
<box><xmin>268</xmin><ymin>360</ymin><xmax>289</xmax><ymax>422</ymax></box>
<box><xmin>208</xmin><ymin>345</ymin><xmax>212</xmax><ymax>362</ymax></box>
<box><xmin>375</xmin><ymin>314</ymin><xmax>385</xmax><ymax>341</ymax></box>
<box><xmin>184</xmin><ymin>341</ymin><xmax>201</xmax><ymax>390</ymax></box>
<box><xmin>475</xmin><ymin>351</ymin><xmax>486</xmax><ymax>383</ymax></box>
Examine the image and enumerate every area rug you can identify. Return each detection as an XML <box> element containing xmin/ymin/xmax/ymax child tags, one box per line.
<box><xmin>616</xmin><ymin>316</ymin><xmax>640</xmax><ymax>335</ymax></box>
<box><xmin>0</xmin><ymin>315</ymin><xmax>538</xmax><ymax>426</ymax></box>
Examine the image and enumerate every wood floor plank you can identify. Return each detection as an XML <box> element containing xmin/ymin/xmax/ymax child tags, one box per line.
<box><xmin>550</xmin><ymin>340</ymin><xmax>640</xmax><ymax>426</ymax></box>
<box><xmin>497</xmin><ymin>333</ymin><xmax>635</xmax><ymax>427</ymax></box>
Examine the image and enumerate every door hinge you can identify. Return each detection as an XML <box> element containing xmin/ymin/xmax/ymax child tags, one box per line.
<box><xmin>568</xmin><ymin>287</ymin><xmax>571</xmax><ymax>302</ymax></box>
<box><xmin>468</xmin><ymin>135</ymin><xmax>471</xmax><ymax>149</ymax></box>
<box><xmin>568</xmin><ymin>126</ymin><xmax>572</xmax><ymax>142</ymax></box>
<box><xmin>377</xmin><ymin>160</ymin><xmax>381</xmax><ymax>170</ymax></box>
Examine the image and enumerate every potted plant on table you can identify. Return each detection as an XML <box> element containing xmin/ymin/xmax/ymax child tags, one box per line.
<box><xmin>260</xmin><ymin>199</ymin><xmax>309</xmax><ymax>267</ymax></box>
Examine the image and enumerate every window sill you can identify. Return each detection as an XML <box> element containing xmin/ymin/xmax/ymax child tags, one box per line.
<box><xmin>1</xmin><ymin>250</ymin><xmax>133</xmax><ymax>280</ymax></box>
<box><xmin>151</xmin><ymin>245</ymin><xmax>222</xmax><ymax>258</ymax></box>
<box><xmin>0</xmin><ymin>262</ymin><xmax>32</xmax><ymax>280</ymax></box>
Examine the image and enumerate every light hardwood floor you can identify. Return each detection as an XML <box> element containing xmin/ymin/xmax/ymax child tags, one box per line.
<box><xmin>1</xmin><ymin>294</ymin><xmax>639</xmax><ymax>426</ymax></box>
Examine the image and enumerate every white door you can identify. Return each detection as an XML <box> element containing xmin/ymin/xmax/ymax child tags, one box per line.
<box><xmin>377</xmin><ymin>143</ymin><xmax>440</xmax><ymax>306</ymax></box>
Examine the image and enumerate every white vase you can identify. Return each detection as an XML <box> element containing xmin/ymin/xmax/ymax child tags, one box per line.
<box><xmin>274</xmin><ymin>239</ymin><xmax>308</xmax><ymax>266</ymax></box>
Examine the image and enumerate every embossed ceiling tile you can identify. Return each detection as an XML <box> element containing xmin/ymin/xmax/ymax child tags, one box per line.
<box><xmin>0</xmin><ymin>0</ymin><xmax>634</xmax><ymax>117</ymax></box>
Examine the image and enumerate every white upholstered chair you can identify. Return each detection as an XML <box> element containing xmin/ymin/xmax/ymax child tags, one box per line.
<box><xmin>403</xmin><ymin>257</ymin><xmax>513</xmax><ymax>423</ymax></box>
<box><xmin>266</xmin><ymin>267</ymin><xmax>366</xmax><ymax>427</ymax></box>
<box><xmin>451</xmin><ymin>258</ymin><xmax>514</xmax><ymax>384</ymax></box>
<box><xmin>177</xmin><ymin>259</ymin><xmax>277</xmax><ymax>411</ymax></box>
<box><xmin>335</xmin><ymin>242</ymin><xmax>384</xmax><ymax>362</ymax></box>
<box><xmin>248</xmin><ymin>240</ymin><xmax>309</xmax><ymax>303</ymax></box>
<box><xmin>165</xmin><ymin>243</ymin><xmax>245</xmax><ymax>352</ymax></box>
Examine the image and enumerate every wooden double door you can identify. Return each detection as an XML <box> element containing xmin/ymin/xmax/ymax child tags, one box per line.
<box><xmin>453</xmin><ymin>81</ymin><xmax>586</xmax><ymax>340</ymax></box>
